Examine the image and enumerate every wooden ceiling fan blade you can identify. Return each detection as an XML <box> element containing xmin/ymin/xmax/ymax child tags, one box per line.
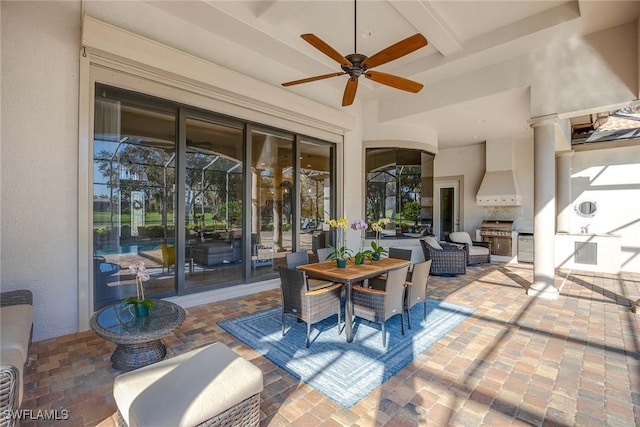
<box><xmin>365</xmin><ymin>71</ymin><xmax>423</xmax><ymax>93</ymax></box>
<box><xmin>342</xmin><ymin>78</ymin><xmax>358</xmax><ymax>106</ymax></box>
<box><xmin>282</xmin><ymin>72</ymin><xmax>345</xmax><ymax>87</ymax></box>
<box><xmin>301</xmin><ymin>34</ymin><xmax>352</xmax><ymax>67</ymax></box>
<box><xmin>362</xmin><ymin>34</ymin><xmax>428</xmax><ymax>69</ymax></box>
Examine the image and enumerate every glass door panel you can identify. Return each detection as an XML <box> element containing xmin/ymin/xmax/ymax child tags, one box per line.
<box><xmin>250</xmin><ymin>130</ymin><xmax>294</xmax><ymax>279</ymax></box>
<box><xmin>299</xmin><ymin>140</ymin><xmax>333</xmax><ymax>253</ymax></box>
<box><xmin>184</xmin><ymin>117</ymin><xmax>243</xmax><ymax>290</ymax></box>
<box><xmin>93</xmin><ymin>95</ymin><xmax>177</xmax><ymax>309</ymax></box>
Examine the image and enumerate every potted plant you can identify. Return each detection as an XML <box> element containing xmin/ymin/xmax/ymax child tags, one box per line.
<box><xmin>327</xmin><ymin>217</ymin><xmax>351</xmax><ymax>268</ymax></box>
<box><xmin>370</xmin><ymin>218</ymin><xmax>391</xmax><ymax>260</ymax></box>
<box><xmin>125</xmin><ymin>261</ymin><xmax>156</xmax><ymax>317</ymax></box>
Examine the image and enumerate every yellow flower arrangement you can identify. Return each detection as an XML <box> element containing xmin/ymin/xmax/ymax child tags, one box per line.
<box><xmin>327</xmin><ymin>217</ymin><xmax>351</xmax><ymax>261</ymax></box>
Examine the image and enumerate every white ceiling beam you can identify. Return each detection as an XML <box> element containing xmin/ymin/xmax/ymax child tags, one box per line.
<box><xmin>388</xmin><ymin>0</ymin><xmax>463</xmax><ymax>56</ymax></box>
<box><xmin>254</xmin><ymin>1</ymin><xmax>307</xmax><ymax>23</ymax></box>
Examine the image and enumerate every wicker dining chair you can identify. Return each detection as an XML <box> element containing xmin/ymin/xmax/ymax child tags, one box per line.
<box><xmin>315</xmin><ymin>247</ymin><xmax>333</xmax><ymax>262</ymax></box>
<box><xmin>351</xmin><ymin>265</ymin><xmax>409</xmax><ymax>347</ymax></box>
<box><xmin>368</xmin><ymin>247</ymin><xmax>413</xmax><ymax>290</ymax></box>
<box><xmin>285</xmin><ymin>251</ymin><xmax>334</xmax><ymax>290</ymax></box>
<box><xmin>404</xmin><ymin>260</ymin><xmax>432</xmax><ymax>329</ymax></box>
<box><xmin>278</xmin><ymin>267</ymin><xmax>342</xmax><ymax>348</ymax></box>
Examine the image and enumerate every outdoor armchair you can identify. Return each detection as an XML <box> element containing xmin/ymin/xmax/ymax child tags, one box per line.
<box><xmin>278</xmin><ymin>267</ymin><xmax>342</xmax><ymax>348</ymax></box>
<box><xmin>420</xmin><ymin>237</ymin><xmax>466</xmax><ymax>276</ymax></box>
<box><xmin>446</xmin><ymin>232</ymin><xmax>491</xmax><ymax>265</ymax></box>
<box><xmin>161</xmin><ymin>242</ymin><xmax>175</xmax><ymax>273</ymax></box>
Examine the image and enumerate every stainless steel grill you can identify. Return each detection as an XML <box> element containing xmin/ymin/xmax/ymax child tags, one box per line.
<box><xmin>480</xmin><ymin>220</ymin><xmax>514</xmax><ymax>256</ymax></box>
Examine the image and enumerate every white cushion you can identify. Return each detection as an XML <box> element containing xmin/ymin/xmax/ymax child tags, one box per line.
<box><xmin>0</xmin><ymin>305</ymin><xmax>33</xmax><ymax>361</ymax></box>
<box><xmin>423</xmin><ymin>236</ymin><xmax>443</xmax><ymax>250</ymax></box>
<box><xmin>307</xmin><ymin>278</ymin><xmax>335</xmax><ymax>291</ymax></box>
<box><xmin>114</xmin><ymin>342</ymin><xmax>263</xmax><ymax>427</ymax></box>
<box><xmin>469</xmin><ymin>246</ymin><xmax>490</xmax><ymax>256</ymax></box>
<box><xmin>448</xmin><ymin>232</ymin><xmax>473</xmax><ymax>246</ymax></box>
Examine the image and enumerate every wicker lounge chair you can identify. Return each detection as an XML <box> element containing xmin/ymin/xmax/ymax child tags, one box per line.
<box><xmin>446</xmin><ymin>232</ymin><xmax>491</xmax><ymax>265</ymax></box>
<box><xmin>1</xmin><ymin>289</ymin><xmax>33</xmax><ymax>424</ymax></box>
<box><xmin>420</xmin><ymin>237</ymin><xmax>466</xmax><ymax>276</ymax></box>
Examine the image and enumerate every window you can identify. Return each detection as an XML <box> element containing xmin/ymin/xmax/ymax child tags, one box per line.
<box><xmin>92</xmin><ymin>84</ymin><xmax>335</xmax><ymax>309</ymax></box>
<box><xmin>365</xmin><ymin>148</ymin><xmax>434</xmax><ymax>238</ymax></box>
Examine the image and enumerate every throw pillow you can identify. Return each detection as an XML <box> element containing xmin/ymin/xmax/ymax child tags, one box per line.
<box><xmin>424</xmin><ymin>236</ymin><xmax>443</xmax><ymax>250</ymax></box>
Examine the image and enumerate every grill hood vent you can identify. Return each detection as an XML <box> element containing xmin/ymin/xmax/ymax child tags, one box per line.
<box><xmin>476</xmin><ymin>139</ymin><xmax>522</xmax><ymax>206</ymax></box>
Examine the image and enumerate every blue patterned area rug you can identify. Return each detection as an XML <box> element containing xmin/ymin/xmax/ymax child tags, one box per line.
<box><xmin>219</xmin><ymin>299</ymin><xmax>475</xmax><ymax>408</ymax></box>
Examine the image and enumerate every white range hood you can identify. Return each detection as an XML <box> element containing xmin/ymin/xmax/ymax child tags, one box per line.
<box><xmin>476</xmin><ymin>138</ymin><xmax>522</xmax><ymax>206</ymax></box>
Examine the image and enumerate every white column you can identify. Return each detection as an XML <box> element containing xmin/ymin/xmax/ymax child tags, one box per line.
<box><xmin>528</xmin><ymin>116</ymin><xmax>560</xmax><ymax>300</ymax></box>
<box><xmin>556</xmin><ymin>151</ymin><xmax>573</xmax><ymax>233</ymax></box>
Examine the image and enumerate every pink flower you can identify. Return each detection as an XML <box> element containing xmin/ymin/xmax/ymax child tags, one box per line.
<box><xmin>351</xmin><ymin>219</ymin><xmax>368</xmax><ymax>231</ymax></box>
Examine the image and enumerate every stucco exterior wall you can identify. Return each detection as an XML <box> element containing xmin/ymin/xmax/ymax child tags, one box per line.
<box><xmin>1</xmin><ymin>1</ymin><xmax>81</xmax><ymax>340</ymax></box>
<box><xmin>434</xmin><ymin>143</ymin><xmax>486</xmax><ymax>234</ymax></box>
<box><xmin>569</xmin><ymin>145</ymin><xmax>640</xmax><ymax>273</ymax></box>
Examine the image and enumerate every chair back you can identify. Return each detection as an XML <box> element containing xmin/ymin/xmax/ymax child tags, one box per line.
<box><xmin>161</xmin><ymin>242</ymin><xmax>176</xmax><ymax>268</ymax></box>
<box><xmin>388</xmin><ymin>247</ymin><xmax>413</xmax><ymax>261</ymax></box>
<box><xmin>316</xmin><ymin>247</ymin><xmax>333</xmax><ymax>262</ymax></box>
<box><xmin>384</xmin><ymin>265</ymin><xmax>410</xmax><ymax>320</ymax></box>
<box><xmin>285</xmin><ymin>251</ymin><xmax>310</xmax><ymax>269</ymax></box>
<box><xmin>448</xmin><ymin>232</ymin><xmax>473</xmax><ymax>246</ymax></box>
<box><xmin>407</xmin><ymin>260</ymin><xmax>431</xmax><ymax>309</ymax></box>
<box><xmin>278</xmin><ymin>266</ymin><xmax>308</xmax><ymax>310</ymax></box>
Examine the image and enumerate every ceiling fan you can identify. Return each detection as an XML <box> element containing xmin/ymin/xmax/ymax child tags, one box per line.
<box><xmin>282</xmin><ymin>1</ymin><xmax>428</xmax><ymax>107</ymax></box>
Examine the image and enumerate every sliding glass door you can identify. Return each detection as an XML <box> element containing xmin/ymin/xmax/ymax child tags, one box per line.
<box><xmin>184</xmin><ymin>115</ymin><xmax>244</xmax><ymax>290</ymax></box>
<box><xmin>298</xmin><ymin>139</ymin><xmax>334</xmax><ymax>253</ymax></box>
<box><xmin>250</xmin><ymin>128</ymin><xmax>294</xmax><ymax>280</ymax></box>
<box><xmin>92</xmin><ymin>93</ymin><xmax>177</xmax><ymax>309</ymax></box>
<box><xmin>92</xmin><ymin>84</ymin><xmax>336</xmax><ymax>309</ymax></box>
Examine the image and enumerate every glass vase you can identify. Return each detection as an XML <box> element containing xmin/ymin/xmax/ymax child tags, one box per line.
<box><xmin>135</xmin><ymin>304</ymin><xmax>149</xmax><ymax>317</ymax></box>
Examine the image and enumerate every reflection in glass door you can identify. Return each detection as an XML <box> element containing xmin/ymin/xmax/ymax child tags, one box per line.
<box><xmin>184</xmin><ymin>117</ymin><xmax>243</xmax><ymax>290</ymax></box>
<box><xmin>250</xmin><ymin>129</ymin><xmax>294</xmax><ymax>279</ymax></box>
<box><xmin>299</xmin><ymin>140</ymin><xmax>333</xmax><ymax>253</ymax></box>
<box><xmin>93</xmin><ymin>94</ymin><xmax>177</xmax><ymax>309</ymax></box>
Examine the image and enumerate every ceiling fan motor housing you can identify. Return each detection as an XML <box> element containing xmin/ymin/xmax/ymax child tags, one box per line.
<box><xmin>342</xmin><ymin>53</ymin><xmax>368</xmax><ymax>79</ymax></box>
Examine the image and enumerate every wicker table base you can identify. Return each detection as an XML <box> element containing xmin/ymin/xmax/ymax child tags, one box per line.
<box><xmin>90</xmin><ymin>300</ymin><xmax>186</xmax><ymax>371</ymax></box>
<box><xmin>111</xmin><ymin>340</ymin><xmax>167</xmax><ymax>371</ymax></box>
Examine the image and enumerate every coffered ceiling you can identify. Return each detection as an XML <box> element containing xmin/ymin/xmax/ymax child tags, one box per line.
<box><xmin>138</xmin><ymin>0</ymin><xmax>640</xmax><ymax>148</ymax></box>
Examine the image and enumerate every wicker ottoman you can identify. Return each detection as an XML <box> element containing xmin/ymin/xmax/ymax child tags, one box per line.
<box><xmin>113</xmin><ymin>342</ymin><xmax>263</xmax><ymax>427</ymax></box>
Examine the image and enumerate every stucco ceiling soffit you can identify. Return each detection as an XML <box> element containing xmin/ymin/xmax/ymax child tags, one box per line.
<box><xmin>388</xmin><ymin>0</ymin><xmax>462</xmax><ymax>56</ymax></box>
<box><xmin>378</xmin><ymin>59</ymin><xmax>529</xmax><ymax>123</ymax></box>
<box><xmin>394</xmin><ymin>1</ymin><xmax>582</xmax><ymax>81</ymax></box>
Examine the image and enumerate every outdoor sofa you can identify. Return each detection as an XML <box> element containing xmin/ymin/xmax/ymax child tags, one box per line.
<box><xmin>0</xmin><ymin>290</ymin><xmax>33</xmax><ymax>421</ymax></box>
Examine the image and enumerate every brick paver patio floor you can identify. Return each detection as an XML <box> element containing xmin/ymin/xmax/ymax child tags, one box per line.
<box><xmin>20</xmin><ymin>262</ymin><xmax>640</xmax><ymax>426</ymax></box>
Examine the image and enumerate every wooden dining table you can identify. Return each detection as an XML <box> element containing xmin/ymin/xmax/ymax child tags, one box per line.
<box><xmin>297</xmin><ymin>257</ymin><xmax>411</xmax><ymax>343</ymax></box>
